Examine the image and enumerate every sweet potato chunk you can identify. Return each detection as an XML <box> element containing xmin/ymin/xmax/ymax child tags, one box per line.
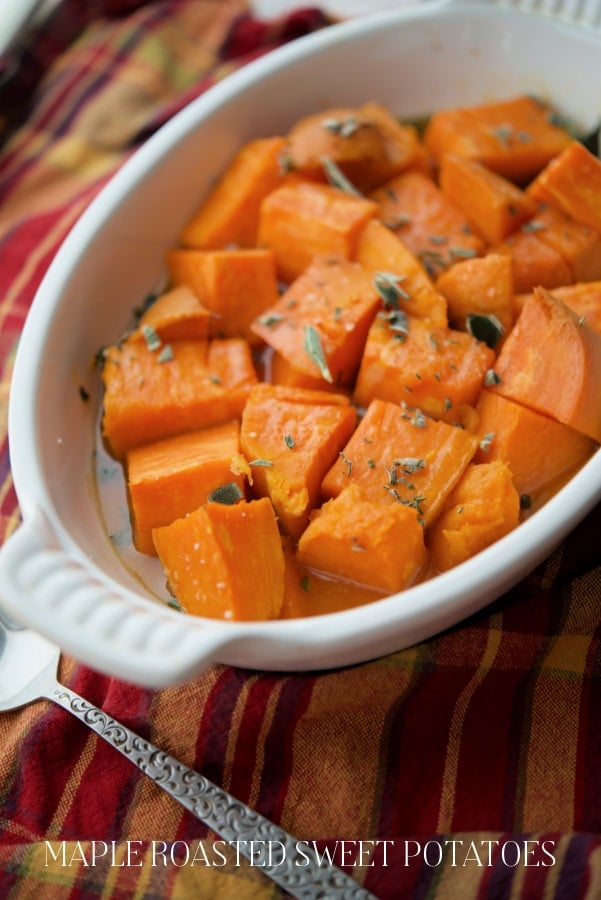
<box><xmin>240</xmin><ymin>384</ymin><xmax>357</xmax><ymax>539</ymax></box>
<box><xmin>285</xmin><ymin>102</ymin><xmax>423</xmax><ymax>191</ymax></box>
<box><xmin>515</xmin><ymin>281</ymin><xmax>601</xmax><ymax>335</ymax></box>
<box><xmin>251</xmin><ymin>256</ymin><xmax>381</xmax><ymax>388</ymax></box>
<box><xmin>423</xmin><ymin>95</ymin><xmax>572</xmax><ymax>182</ymax></box>
<box><xmin>126</xmin><ymin>421</ymin><xmax>245</xmax><ymax>555</ymax></box>
<box><xmin>354</xmin><ymin>219</ymin><xmax>448</xmax><ymax>328</ymax></box>
<box><xmin>370</xmin><ymin>170</ymin><xmax>485</xmax><ymax>278</ymax></box>
<box><xmin>101</xmin><ymin>337</ymin><xmax>257</xmax><ymax>458</ymax></box>
<box><xmin>527</xmin><ymin>141</ymin><xmax>601</xmax><ymax>232</ymax></box>
<box><xmin>474</xmin><ymin>389</ymin><xmax>596</xmax><ymax>502</ymax></box>
<box><xmin>427</xmin><ymin>461</ymin><xmax>520</xmax><ymax>572</ymax></box>
<box><xmin>166</xmin><ymin>248</ymin><xmax>279</xmax><ymax>343</ymax></box>
<box><xmin>321</xmin><ymin>398</ymin><xmax>478</xmax><ymax>526</ymax></box>
<box><xmin>258</xmin><ymin>179</ymin><xmax>378</xmax><ymax>282</ymax></box>
<box><xmin>179</xmin><ymin>136</ymin><xmax>287</xmax><ymax>249</ymax></box>
<box><xmin>439</xmin><ymin>154</ymin><xmax>536</xmax><ymax>244</ymax></box>
<box><xmin>353</xmin><ymin>314</ymin><xmax>495</xmax><ymax>425</ymax></box>
<box><xmin>520</xmin><ymin>204</ymin><xmax>601</xmax><ymax>284</ymax></box>
<box><xmin>492</xmin><ymin>287</ymin><xmax>601</xmax><ymax>443</ymax></box>
<box><xmin>492</xmin><ymin>230</ymin><xmax>572</xmax><ymax>293</ymax></box>
<box><xmin>152</xmin><ymin>497</ymin><xmax>284</xmax><ymax>620</ymax></box>
<box><xmin>435</xmin><ymin>253</ymin><xmax>514</xmax><ymax>335</ymax></box>
<box><xmin>297</xmin><ymin>483</ymin><xmax>427</xmax><ymax>594</ymax></box>
<box><xmin>132</xmin><ymin>285</ymin><xmax>212</xmax><ymax>341</ymax></box>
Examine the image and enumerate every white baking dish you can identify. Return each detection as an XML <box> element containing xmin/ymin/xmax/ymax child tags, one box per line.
<box><xmin>1</xmin><ymin>0</ymin><xmax>601</xmax><ymax>686</ymax></box>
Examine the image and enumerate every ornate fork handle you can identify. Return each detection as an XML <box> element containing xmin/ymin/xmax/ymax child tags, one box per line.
<box><xmin>50</xmin><ymin>685</ymin><xmax>376</xmax><ymax>900</ymax></box>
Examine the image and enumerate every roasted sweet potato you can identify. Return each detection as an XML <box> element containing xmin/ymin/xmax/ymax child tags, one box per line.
<box><xmin>152</xmin><ymin>496</ymin><xmax>285</xmax><ymax>620</ymax></box>
<box><xmin>240</xmin><ymin>383</ymin><xmax>357</xmax><ymax>539</ymax></box>
<box><xmin>251</xmin><ymin>255</ymin><xmax>381</xmax><ymax>388</ymax></box>
<box><xmin>423</xmin><ymin>95</ymin><xmax>572</xmax><ymax>182</ymax></box>
<box><xmin>126</xmin><ymin>421</ymin><xmax>245</xmax><ymax>556</ymax></box>
<box><xmin>297</xmin><ymin>483</ymin><xmax>427</xmax><ymax>593</ymax></box>
<box><xmin>527</xmin><ymin>141</ymin><xmax>601</xmax><ymax>232</ymax></box>
<box><xmin>353</xmin><ymin>314</ymin><xmax>495</xmax><ymax>425</ymax></box>
<box><xmin>166</xmin><ymin>247</ymin><xmax>279</xmax><ymax>343</ymax></box>
<box><xmin>515</xmin><ymin>281</ymin><xmax>601</xmax><ymax>335</ymax></box>
<box><xmin>474</xmin><ymin>388</ymin><xmax>596</xmax><ymax>502</ymax></box>
<box><xmin>101</xmin><ymin>337</ymin><xmax>257</xmax><ymax>458</ymax></box>
<box><xmin>370</xmin><ymin>170</ymin><xmax>485</xmax><ymax>277</ymax></box>
<box><xmin>284</xmin><ymin>102</ymin><xmax>423</xmax><ymax>191</ymax></box>
<box><xmin>279</xmin><ymin>535</ymin><xmax>386</xmax><ymax>618</ymax></box>
<box><xmin>179</xmin><ymin>136</ymin><xmax>287</xmax><ymax>249</ymax></box>
<box><xmin>321</xmin><ymin>397</ymin><xmax>479</xmax><ymax>526</ymax></box>
<box><xmin>257</xmin><ymin>179</ymin><xmax>378</xmax><ymax>283</ymax></box>
<box><xmin>427</xmin><ymin>461</ymin><xmax>520</xmax><ymax>572</ymax></box>
<box><xmin>354</xmin><ymin>219</ymin><xmax>448</xmax><ymax>328</ymax></box>
<box><xmin>492</xmin><ymin>286</ymin><xmax>601</xmax><ymax>443</ymax></box>
<box><xmin>439</xmin><ymin>154</ymin><xmax>536</xmax><ymax>244</ymax></box>
<box><xmin>518</xmin><ymin>203</ymin><xmax>601</xmax><ymax>284</ymax></box>
<box><xmin>132</xmin><ymin>285</ymin><xmax>212</xmax><ymax>342</ymax></box>
<box><xmin>491</xmin><ymin>230</ymin><xmax>572</xmax><ymax>293</ymax></box>
<box><xmin>435</xmin><ymin>252</ymin><xmax>514</xmax><ymax>335</ymax></box>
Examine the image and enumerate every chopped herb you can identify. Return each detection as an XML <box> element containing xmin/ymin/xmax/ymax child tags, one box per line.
<box><xmin>466</xmin><ymin>313</ymin><xmax>505</xmax><ymax>349</ymax></box>
<box><xmin>577</xmin><ymin>315</ymin><xmax>587</xmax><ymax>327</ymax></box>
<box><xmin>429</xmin><ymin>234</ymin><xmax>448</xmax><ymax>245</ymax></box>
<box><xmin>284</xmin><ymin>434</ymin><xmax>296</xmax><ymax>449</ymax></box>
<box><xmin>249</xmin><ymin>458</ymin><xmax>274</xmax><ymax>467</ymax></box>
<box><xmin>520</xmin><ymin>494</ymin><xmax>532</xmax><ymax>510</ymax></box>
<box><xmin>394</xmin><ymin>457</ymin><xmax>425</xmax><ymax>474</ymax></box>
<box><xmin>379</xmin><ymin>308</ymin><xmax>410</xmax><ymax>337</ymax></box>
<box><xmin>339</xmin><ymin>451</ymin><xmax>353</xmax><ymax>477</ymax></box>
<box><xmin>449</xmin><ymin>246</ymin><xmax>478</xmax><ymax>260</ymax></box>
<box><xmin>304</xmin><ymin>324</ymin><xmax>333</xmax><ymax>383</ymax></box>
<box><xmin>141</xmin><ymin>323</ymin><xmax>161</xmax><ymax>352</ymax></box>
<box><xmin>484</xmin><ymin>369</ymin><xmax>502</xmax><ymax>387</ymax></box>
<box><xmin>208</xmin><ymin>482</ymin><xmax>244</xmax><ymax>505</ymax></box>
<box><xmin>300</xmin><ymin>575</ymin><xmax>310</xmax><ymax>592</ymax></box>
<box><xmin>367</xmin><ymin>458</ymin><xmax>376</xmax><ymax>468</ymax></box>
<box><xmin>321</xmin><ymin>115</ymin><xmax>361</xmax><ymax>137</ymax></box>
<box><xmin>257</xmin><ymin>313</ymin><xmax>285</xmax><ymax>328</ymax></box>
<box><xmin>492</xmin><ymin>124</ymin><xmax>513</xmax><ymax>147</ymax></box>
<box><xmin>374</xmin><ymin>271</ymin><xmax>411</xmax><ymax>308</ymax></box>
<box><xmin>444</xmin><ymin>397</ymin><xmax>453</xmax><ymax>411</ymax></box>
<box><xmin>456</xmin><ymin>505</ymin><xmax>464</xmax><ymax>515</ymax></box>
<box><xmin>479</xmin><ymin>432</ymin><xmax>495</xmax><ymax>452</ymax></box>
<box><xmin>385</xmin><ymin>214</ymin><xmax>412</xmax><ymax>229</ymax></box>
<box><xmin>521</xmin><ymin>220</ymin><xmax>546</xmax><ymax>233</ymax></box>
<box><xmin>278</xmin><ymin>153</ymin><xmax>294</xmax><ymax>174</ymax></box>
<box><xmin>321</xmin><ymin>156</ymin><xmax>362</xmax><ymax>196</ymax></box>
<box><xmin>350</xmin><ymin>536</ymin><xmax>365</xmax><ymax>551</ymax></box>
<box><xmin>157</xmin><ymin>344</ymin><xmax>174</xmax><ymax>363</ymax></box>
<box><xmin>167</xmin><ymin>596</ymin><xmax>183</xmax><ymax>611</ymax></box>
<box><xmin>210</xmin><ymin>374</ymin><xmax>222</xmax><ymax>385</ymax></box>
<box><xmin>79</xmin><ymin>385</ymin><xmax>90</xmax><ymax>402</ymax></box>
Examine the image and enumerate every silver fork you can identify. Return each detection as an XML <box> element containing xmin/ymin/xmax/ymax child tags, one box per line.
<box><xmin>0</xmin><ymin>621</ymin><xmax>376</xmax><ymax>900</ymax></box>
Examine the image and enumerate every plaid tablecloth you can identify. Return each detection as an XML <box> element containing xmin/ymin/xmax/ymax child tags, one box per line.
<box><xmin>1</xmin><ymin>2</ymin><xmax>601</xmax><ymax>898</ymax></box>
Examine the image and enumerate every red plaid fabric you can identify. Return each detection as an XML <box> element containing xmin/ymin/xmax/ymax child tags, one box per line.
<box><xmin>0</xmin><ymin>3</ymin><xmax>600</xmax><ymax>898</ymax></box>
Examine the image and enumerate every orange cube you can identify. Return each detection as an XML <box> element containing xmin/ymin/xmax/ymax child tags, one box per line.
<box><xmin>180</xmin><ymin>136</ymin><xmax>287</xmax><ymax>249</ymax></box>
<box><xmin>321</xmin><ymin>397</ymin><xmax>478</xmax><ymax>526</ymax></box>
<box><xmin>167</xmin><ymin>248</ymin><xmax>279</xmax><ymax>343</ymax></box>
<box><xmin>251</xmin><ymin>256</ymin><xmax>381</xmax><ymax>388</ymax></box>
<box><xmin>297</xmin><ymin>483</ymin><xmax>427</xmax><ymax>594</ymax></box>
<box><xmin>257</xmin><ymin>180</ymin><xmax>378</xmax><ymax>283</ymax></box>
<box><xmin>153</xmin><ymin>497</ymin><xmax>285</xmax><ymax>620</ymax></box>
<box><xmin>439</xmin><ymin>154</ymin><xmax>536</xmax><ymax>244</ymax></box>
<box><xmin>126</xmin><ymin>422</ymin><xmax>245</xmax><ymax>555</ymax></box>
<box><xmin>527</xmin><ymin>141</ymin><xmax>601</xmax><ymax>232</ymax></box>
<box><xmin>424</xmin><ymin>95</ymin><xmax>572</xmax><ymax>182</ymax></box>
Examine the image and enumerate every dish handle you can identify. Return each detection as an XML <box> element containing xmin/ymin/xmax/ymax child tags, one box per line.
<box><xmin>0</xmin><ymin>511</ymin><xmax>227</xmax><ymax>687</ymax></box>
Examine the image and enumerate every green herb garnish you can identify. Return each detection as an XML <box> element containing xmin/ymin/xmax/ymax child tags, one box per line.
<box><xmin>304</xmin><ymin>324</ymin><xmax>333</xmax><ymax>383</ymax></box>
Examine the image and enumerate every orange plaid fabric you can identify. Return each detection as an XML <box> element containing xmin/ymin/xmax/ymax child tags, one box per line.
<box><xmin>1</xmin><ymin>4</ymin><xmax>600</xmax><ymax>899</ymax></box>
